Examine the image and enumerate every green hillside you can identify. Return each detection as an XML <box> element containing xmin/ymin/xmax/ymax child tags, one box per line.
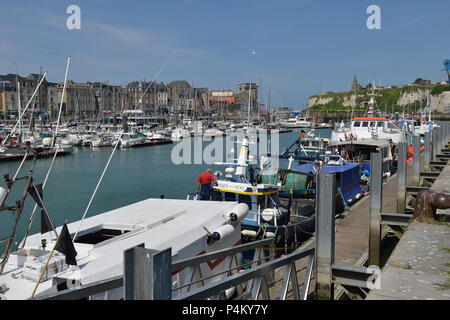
<box><xmin>307</xmin><ymin>83</ymin><xmax>450</xmax><ymax>114</ymax></box>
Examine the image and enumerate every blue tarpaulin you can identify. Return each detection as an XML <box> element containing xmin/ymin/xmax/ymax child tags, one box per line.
<box><xmin>292</xmin><ymin>162</ymin><xmax>361</xmax><ymax>201</ymax></box>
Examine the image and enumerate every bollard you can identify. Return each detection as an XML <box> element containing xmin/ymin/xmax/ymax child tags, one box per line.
<box><xmin>315</xmin><ymin>173</ymin><xmax>336</xmax><ymax>300</ymax></box>
<box><xmin>413</xmin><ymin>135</ymin><xmax>421</xmax><ymax>186</ymax></box>
<box><xmin>424</xmin><ymin>131</ymin><xmax>430</xmax><ymax>171</ymax></box>
<box><xmin>124</xmin><ymin>245</ymin><xmax>172</xmax><ymax>300</ymax></box>
<box><xmin>397</xmin><ymin>141</ymin><xmax>407</xmax><ymax>213</ymax></box>
<box><xmin>369</xmin><ymin>152</ymin><xmax>383</xmax><ymax>267</ymax></box>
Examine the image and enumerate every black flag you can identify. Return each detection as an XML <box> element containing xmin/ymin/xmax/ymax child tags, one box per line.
<box><xmin>28</xmin><ymin>184</ymin><xmax>54</xmax><ymax>234</ymax></box>
<box><xmin>55</xmin><ymin>223</ymin><xmax>78</xmax><ymax>266</ymax></box>
<box><xmin>40</xmin><ymin>209</ymin><xmax>53</xmax><ymax>234</ymax></box>
<box><xmin>28</xmin><ymin>184</ymin><xmax>44</xmax><ymax>208</ymax></box>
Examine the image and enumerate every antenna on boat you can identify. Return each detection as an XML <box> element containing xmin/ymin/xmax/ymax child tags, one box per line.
<box><xmin>52</xmin><ymin>56</ymin><xmax>71</xmax><ymax>148</ymax></box>
<box><xmin>247</xmin><ymin>82</ymin><xmax>252</xmax><ymax>133</ymax></box>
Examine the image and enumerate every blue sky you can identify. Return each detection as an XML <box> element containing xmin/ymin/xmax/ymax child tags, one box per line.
<box><xmin>1</xmin><ymin>0</ymin><xmax>449</xmax><ymax>109</ymax></box>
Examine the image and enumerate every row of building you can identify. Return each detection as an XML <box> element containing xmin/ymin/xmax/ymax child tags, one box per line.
<box><xmin>0</xmin><ymin>73</ymin><xmax>260</xmax><ymax>119</ymax></box>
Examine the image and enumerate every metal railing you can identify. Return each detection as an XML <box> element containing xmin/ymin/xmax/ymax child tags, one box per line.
<box><xmin>34</xmin><ymin>238</ymin><xmax>278</xmax><ymax>300</ymax></box>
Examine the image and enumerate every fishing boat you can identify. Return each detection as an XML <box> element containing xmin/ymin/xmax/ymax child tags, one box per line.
<box><xmin>331</xmin><ymin>116</ymin><xmax>403</xmax><ymax>144</ymax></box>
<box><xmin>331</xmin><ymin>89</ymin><xmax>403</xmax><ymax>144</ymax></box>
<box><xmin>299</xmin><ymin>130</ymin><xmax>330</xmax><ymax>158</ymax></box>
<box><xmin>277</xmin><ymin>154</ymin><xmax>366</xmax><ymax>213</ymax></box>
<box><xmin>0</xmin><ymin>155</ymin><xmax>248</xmax><ymax>299</ymax></box>
<box><xmin>190</xmin><ymin>130</ymin><xmax>315</xmax><ymax>256</ymax></box>
<box><xmin>327</xmin><ymin>138</ymin><xmax>395</xmax><ymax>180</ymax></box>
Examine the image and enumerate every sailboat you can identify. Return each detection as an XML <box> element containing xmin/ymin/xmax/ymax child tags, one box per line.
<box><xmin>0</xmin><ymin>54</ymin><xmax>247</xmax><ymax>300</ymax></box>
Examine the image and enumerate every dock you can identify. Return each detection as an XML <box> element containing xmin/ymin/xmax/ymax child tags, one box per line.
<box><xmin>366</xmin><ymin>160</ymin><xmax>450</xmax><ymax>300</ymax></box>
<box><xmin>33</xmin><ymin>126</ymin><xmax>450</xmax><ymax>301</ymax></box>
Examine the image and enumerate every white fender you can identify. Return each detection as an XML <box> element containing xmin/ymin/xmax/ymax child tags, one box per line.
<box><xmin>225</xmin><ymin>203</ymin><xmax>249</xmax><ymax>224</ymax></box>
<box><xmin>211</xmin><ymin>224</ymin><xmax>235</xmax><ymax>242</ymax></box>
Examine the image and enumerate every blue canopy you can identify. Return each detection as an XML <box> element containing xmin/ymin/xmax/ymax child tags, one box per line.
<box><xmin>292</xmin><ymin>162</ymin><xmax>361</xmax><ymax>201</ymax></box>
<box><xmin>292</xmin><ymin>162</ymin><xmax>360</xmax><ymax>174</ymax></box>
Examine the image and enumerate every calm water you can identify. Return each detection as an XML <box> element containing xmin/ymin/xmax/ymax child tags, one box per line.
<box><xmin>0</xmin><ymin>128</ymin><xmax>331</xmax><ymax>250</ymax></box>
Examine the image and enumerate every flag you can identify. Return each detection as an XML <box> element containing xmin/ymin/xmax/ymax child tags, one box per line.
<box><xmin>40</xmin><ymin>209</ymin><xmax>54</xmax><ymax>234</ymax></box>
<box><xmin>28</xmin><ymin>184</ymin><xmax>54</xmax><ymax>234</ymax></box>
<box><xmin>55</xmin><ymin>223</ymin><xmax>78</xmax><ymax>266</ymax></box>
<box><xmin>28</xmin><ymin>184</ymin><xmax>44</xmax><ymax>208</ymax></box>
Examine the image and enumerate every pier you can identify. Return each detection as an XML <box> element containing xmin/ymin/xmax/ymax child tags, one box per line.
<box><xmin>33</xmin><ymin>126</ymin><xmax>450</xmax><ymax>301</ymax></box>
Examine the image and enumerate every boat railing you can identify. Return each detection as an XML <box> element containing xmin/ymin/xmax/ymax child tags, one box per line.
<box><xmin>185</xmin><ymin>192</ymin><xmax>198</xmax><ymax>200</ymax></box>
<box><xmin>31</xmin><ymin>238</ymin><xmax>316</xmax><ymax>300</ymax></box>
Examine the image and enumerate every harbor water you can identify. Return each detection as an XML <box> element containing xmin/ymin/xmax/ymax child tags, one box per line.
<box><xmin>0</xmin><ymin>128</ymin><xmax>332</xmax><ymax>251</ymax></box>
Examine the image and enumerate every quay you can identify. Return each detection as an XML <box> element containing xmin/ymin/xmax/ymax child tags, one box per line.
<box><xmin>366</xmin><ymin>159</ymin><xmax>450</xmax><ymax>300</ymax></box>
<box><xmin>31</xmin><ymin>126</ymin><xmax>450</xmax><ymax>301</ymax></box>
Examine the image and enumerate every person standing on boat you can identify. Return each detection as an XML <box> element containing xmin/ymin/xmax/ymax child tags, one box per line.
<box><xmin>197</xmin><ymin>169</ymin><xmax>218</xmax><ymax>200</ymax></box>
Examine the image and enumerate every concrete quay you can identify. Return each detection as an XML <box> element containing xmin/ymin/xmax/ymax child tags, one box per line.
<box><xmin>367</xmin><ymin>158</ymin><xmax>450</xmax><ymax>300</ymax></box>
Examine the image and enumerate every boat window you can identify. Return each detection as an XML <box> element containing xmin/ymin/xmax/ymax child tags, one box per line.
<box><xmin>238</xmin><ymin>194</ymin><xmax>252</xmax><ymax>210</ymax></box>
<box><xmin>362</xmin><ymin>122</ymin><xmax>369</xmax><ymax>127</ymax></box>
<box><xmin>377</xmin><ymin>122</ymin><xmax>384</xmax><ymax>128</ymax></box>
<box><xmin>369</xmin><ymin>122</ymin><xmax>376</xmax><ymax>127</ymax></box>
<box><xmin>353</xmin><ymin>121</ymin><xmax>361</xmax><ymax>127</ymax></box>
<box><xmin>311</xmin><ymin>141</ymin><xmax>320</xmax><ymax>147</ymax></box>
<box><xmin>224</xmin><ymin>192</ymin><xmax>236</xmax><ymax>202</ymax></box>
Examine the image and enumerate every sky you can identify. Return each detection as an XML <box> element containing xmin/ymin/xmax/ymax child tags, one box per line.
<box><xmin>1</xmin><ymin>0</ymin><xmax>449</xmax><ymax>110</ymax></box>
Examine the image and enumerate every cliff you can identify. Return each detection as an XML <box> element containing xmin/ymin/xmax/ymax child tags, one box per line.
<box><xmin>306</xmin><ymin>83</ymin><xmax>450</xmax><ymax>114</ymax></box>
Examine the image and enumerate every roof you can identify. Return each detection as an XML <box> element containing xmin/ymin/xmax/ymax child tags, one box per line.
<box><xmin>292</xmin><ymin>161</ymin><xmax>360</xmax><ymax>174</ymax></box>
<box><xmin>329</xmin><ymin>138</ymin><xmax>391</xmax><ymax>147</ymax></box>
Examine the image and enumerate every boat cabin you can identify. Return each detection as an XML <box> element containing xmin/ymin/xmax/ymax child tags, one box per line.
<box><xmin>211</xmin><ymin>180</ymin><xmax>288</xmax><ymax>228</ymax></box>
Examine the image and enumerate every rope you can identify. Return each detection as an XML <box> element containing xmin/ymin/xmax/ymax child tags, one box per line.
<box><xmin>72</xmin><ymin>131</ymin><xmax>123</xmax><ymax>243</ymax></box>
<box><xmin>52</xmin><ymin>57</ymin><xmax>71</xmax><ymax>148</ymax></box>
<box><xmin>20</xmin><ymin>145</ymin><xmax>61</xmax><ymax>249</ymax></box>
